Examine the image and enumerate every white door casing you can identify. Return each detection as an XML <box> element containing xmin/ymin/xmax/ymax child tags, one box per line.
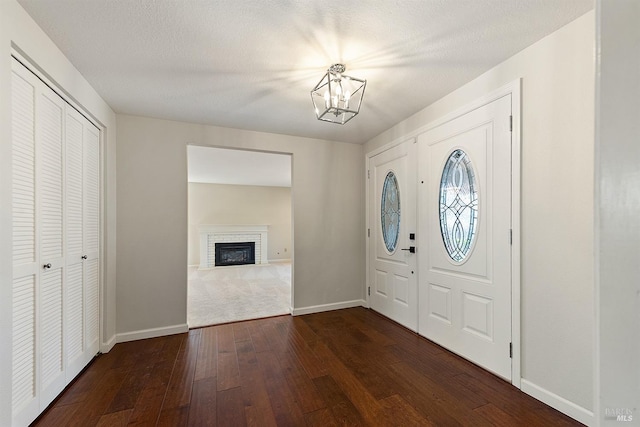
<box><xmin>418</xmin><ymin>95</ymin><xmax>513</xmax><ymax>380</ymax></box>
<box><xmin>369</xmin><ymin>140</ymin><xmax>418</xmax><ymax>331</ymax></box>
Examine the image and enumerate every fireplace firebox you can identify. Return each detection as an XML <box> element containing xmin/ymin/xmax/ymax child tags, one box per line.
<box><xmin>215</xmin><ymin>242</ymin><xmax>256</xmax><ymax>266</ymax></box>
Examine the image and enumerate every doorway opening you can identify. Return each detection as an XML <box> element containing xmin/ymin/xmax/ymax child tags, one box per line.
<box><xmin>186</xmin><ymin>145</ymin><xmax>293</xmax><ymax>327</ymax></box>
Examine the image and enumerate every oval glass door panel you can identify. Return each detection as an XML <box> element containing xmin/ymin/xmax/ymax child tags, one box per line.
<box><xmin>439</xmin><ymin>149</ymin><xmax>478</xmax><ymax>262</ymax></box>
<box><xmin>381</xmin><ymin>171</ymin><xmax>401</xmax><ymax>253</ymax></box>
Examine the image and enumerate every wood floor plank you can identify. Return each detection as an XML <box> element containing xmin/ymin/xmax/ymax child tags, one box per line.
<box><xmin>96</xmin><ymin>409</ymin><xmax>133</xmax><ymax>426</ymax></box>
<box><xmin>277</xmin><ymin>350</ymin><xmax>326</xmax><ymax>413</ymax></box>
<box><xmin>388</xmin><ymin>360</ymin><xmax>493</xmax><ymax>426</ymax></box>
<box><xmin>31</xmin><ymin>402</ymin><xmax>83</xmax><ymax>426</ymax></box>
<box><xmin>217</xmin><ymin>324</ymin><xmax>241</xmax><ymax>391</ymax></box>
<box><xmin>155</xmin><ymin>406</ymin><xmax>189</xmax><ymax>427</ymax></box>
<box><xmin>194</xmin><ymin>326</ymin><xmax>218</xmax><ymax>381</ymax></box>
<box><xmin>453</xmin><ymin>372</ymin><xmax>581</xmax><ymax>426</ymax></box>
<box><xmin>233</xmin><ymin>322</ymin><xmax>251</xmax><ymax>343</ymax></box>
<box><xmin>309</xmin><ymin>340</ymin><xmax>394</xmax><ymax>426</ymax></box>
<box><xmin>245</xmin><ymin>319</ymin><xmax>272</xmax><ymax>354</ymax></box>
<box><xmin>388</xmin><ymin>344</ymin><xmax>490</xmax><ymax>410</ymax></box>
<box><xmin>158</xmin><ymin>330</ymin><xmax>201</xmax><ymax>419</ymax></box>
<box><xmin>312</xmin><ymin>375</ymin><xmax>367</xmax><ymax>426</ymax></box>
<box><xmin>244</xmin><ymin>405</ymin><xmax>277</xmax><ymax>427</ymax></box>
<box><xmin>217</xmin><ymin>387</ymin><xmax>246</xmax><ymax>427</ymax></box>
<box><xmin>282</xmin><ymin>323</ymin><xmax>328</xmax><ymax>379</ymax></box>
<box><xmin>322</xmin><ymin>339</ymin><xmax>401</xmax><ymax>400</ymax></box>
<box><xmin>126</xmin><ymin>334</ymin><xmax>185</xmax><ymax>426</ymax></box>
<box><xmin>105</xmin><ymin>348</ymin><xmax>158</xmax><ymax>414</ymax></box>
<box><xmin>235</xmin><ymin>338</ymin><xmax>278</xmax><ymax>427</ymax></box>
<box><xmin>51</xmin><ymin>343</ymin><xmax>130</xmax><ymax>407</ymax></box>
<box><xmin>126</xmin><ymin>374</ymin><xmax>172</xmax><ymax>427</ymax></box>
<box><xmin>263</xmin><ymin>321</ymin><xmax>291</xmax><ymax>354</ymax></box>
<box><xmin>290</xmin><ymin>315</ymin><xmax>321</xmax><ymax>344</ymax></box>
<box><xmin>187</xmin><ymin>377</ymin><xmax>217</xmax><ymax>427</ymax></box>
<box><xmin>303</xmin><ymin>408</ymin><xmax>339</xmax><ymax>427</ymax></box>
<box><xmin>339</xmin><ymin>310</ymin><xmax>397</xmax><ymax>347</ymax></box>
<box><xmin>473</xmin><ymin>402</ymin><xmax>523</xmax><ymax>426</ymax></box>
<box><xmin>256</xmin><ymin>351</ymin><xmax>307</xmax><ymax>426</ymax></box>
<box><xmin>55</xmin><ymin>367</ymin><xmax>129</xmax><ymax>426</ymax></box>
<box><xmin>378</xmin><ymin>394</ymin><xmax>436</xmax><ymax>427</ymax></box>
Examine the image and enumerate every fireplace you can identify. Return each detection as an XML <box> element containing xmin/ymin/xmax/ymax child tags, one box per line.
<box><xmin>199</xmin><ymin>224</ymin><xmax>268</xmax><ymax>269</ymax></box>
<box><xmin>215</xmin><ymin>242</ymin><xmax>256</xmax><ymax>266</ymax></box>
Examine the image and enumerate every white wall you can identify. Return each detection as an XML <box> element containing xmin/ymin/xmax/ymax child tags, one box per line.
<box><xmin>365</xmin><ymin>11</ymin><xmax>595</xmax><ymax>420</ymax></box>
<box><xmin>116</xmin><ymin>114</ymin><xmax>364</xmax><ymax>335</ymax></box>
<box><xmin>188</xmin><ymin>183</ymin><xmax>292</xmax><ymax>265</ymax></box>
<box><xmin>0</xmin><ymin>0</ymin><xmax>118</xmax><ymax>424</ymax></box>
<box><xmin>596</xmin><ymin>1</ymin><xmax>640</xmax><ymax>425</ymax></box>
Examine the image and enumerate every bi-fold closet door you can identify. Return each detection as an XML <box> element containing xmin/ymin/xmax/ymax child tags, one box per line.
<box><xmin>11</xmin><ymin>57</ymin><xmax>100</xmax><ymax>427</ymax></box>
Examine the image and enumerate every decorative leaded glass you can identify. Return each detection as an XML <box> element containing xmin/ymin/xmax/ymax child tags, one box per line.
<box><xmin>381</xmin><ymin>171</ymin><xmax>400</xmax><ymax>253</ymax></box>
<box><xmin>439</xmin><ymin>149</ymin><xmax>478</xmax><ymax>262</ymax></box>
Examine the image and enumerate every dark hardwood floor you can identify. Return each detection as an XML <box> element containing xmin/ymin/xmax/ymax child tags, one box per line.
<box><xmin>32</xmin><ymin>308</ymin><xmax>583</xmax><ymax>426</ymax></box>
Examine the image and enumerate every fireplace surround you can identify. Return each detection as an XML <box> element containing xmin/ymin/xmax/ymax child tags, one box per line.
<box><xmin>199</xmin><ymin>224</ymin><xmax>268</xmax><ymax>268</ymax></box>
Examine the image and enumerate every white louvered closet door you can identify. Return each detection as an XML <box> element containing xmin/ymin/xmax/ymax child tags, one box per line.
<box><xmin>37</xmin><ymin>75</ymin><xmax>67</xmax><ymax>408</ymax></box>
<box><xmin>64</xmin><ymin>108</ymin><xmax>85</xmax><ymax>379</ymax></box>
<box><xmin>83</xmin><ymin>121</ymin><xmax>100</xmax><ymax>360</ymax></box>
<box><xmin>11</xmin><ymin>58</ymin><xmax>67</xmax><ymax>423</ymax></box>
<box><xmin>65</xmin><ymin>107</ymin><xmax>100</xmax><ymax>380</ymax></box>
<box><xmin>11</xmin><ymin>58</ymin><xmax>40</xmax><ymax>426</ymax></box>
<box><xmin>11</xmin><ymin>57</ymin><xmax>101</xmax><ymax>427</ymax></box>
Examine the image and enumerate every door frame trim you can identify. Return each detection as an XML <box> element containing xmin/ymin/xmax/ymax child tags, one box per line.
<box><xmin>364</xmin><ymin>79</ymin><xmax>521</xmax><ymax>387</ymax></box>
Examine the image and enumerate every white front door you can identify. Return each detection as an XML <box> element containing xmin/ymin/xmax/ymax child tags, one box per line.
<box><xmin>369</xmin><ymin>140</ymin><xmax>418</xmax><ymax>331</ymax></box>
<box><xmin>418</xmin><ymin>95</ymin><xmax>512</xmax><ymax>379</ymax></box>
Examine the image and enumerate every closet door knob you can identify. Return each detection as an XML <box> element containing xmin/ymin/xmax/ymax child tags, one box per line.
<box><xmin>43</xmin><ymin>263</ymin><xmax>51</xmax><ymax>269</ymax></box>
<box><xmin>81</xmin><ymin>255</ymin><xmax>88</xmax><ymax>260</ymax></box>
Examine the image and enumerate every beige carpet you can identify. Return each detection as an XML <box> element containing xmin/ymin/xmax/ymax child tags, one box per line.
<box><xmin>187</xmin><ymin>261</ymin><xmax>291</xmax><ymax>328</ymax></box>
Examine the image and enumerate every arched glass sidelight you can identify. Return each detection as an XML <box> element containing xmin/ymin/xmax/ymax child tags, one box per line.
<box><xmin>439</xmin><ymin>149</ymin><xmax>478</xmax><ymax>262</ymax></box>
<box><xmin>381</xmin><ymin>171</ymin><xmax>400</xmax><ymax>253</ymax></box>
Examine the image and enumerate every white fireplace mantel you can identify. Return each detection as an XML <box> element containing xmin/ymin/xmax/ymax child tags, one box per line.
<box><xmin>199</xmin><ymin>224</ymin><xmax>268</xmax><ymax>269</ymax></box>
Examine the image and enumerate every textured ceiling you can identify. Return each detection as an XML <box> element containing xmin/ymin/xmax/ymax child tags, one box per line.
<box><xmin>19</xmin><ymin>0</ymin><xmax>593</xmax><ymax>144</ymax></box>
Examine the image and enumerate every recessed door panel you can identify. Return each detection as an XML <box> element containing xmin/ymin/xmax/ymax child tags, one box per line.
<box><xmin>375</xmin><ymin>270</ymin><xmax>388</xmax><ymax>296</ymax></box>
<box><xmin>462</xmin><ymin>292</ymin><xmax>493</xmax><ymax>340</ymax></box>
<box><xmin>428</xmin><ymin>284</ymin><xmax>452</xmax><ymax>324</ymax></box>
<box><xmin>393</xmin><ymin>274</ymin><xmax>409</xmax><ymax>305</ymax></box>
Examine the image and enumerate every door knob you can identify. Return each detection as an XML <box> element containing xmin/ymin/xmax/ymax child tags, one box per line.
<box><xmin>401</xmin><ymin>246</ymin><xmax>416</xmax><ymax>253</ymax></box>
<box><xmin>82</xmin><ymin>255</ymin><xmax>87</xmax><ymax>260</ymax></box>
<box><xmin>43</xmin><ymin>263</ymin><xmax>51</xmax><ymax>269</ymax></box>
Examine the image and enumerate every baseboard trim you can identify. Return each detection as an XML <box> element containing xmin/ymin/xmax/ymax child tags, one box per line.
<box><xmin>521</xmin><ymin>379</ymin><xmax>594</xmax><ymax>426</ymax></box>
<box><xmin>101</xmin><ymin>334</ymin><xmax>117</xmax><ymax>353</ymax></box>
<box><xmin>268</xmin><ymin>258</ymin><xmax>292</xmax><ymax>263</ymax></box>
<box><xmin>292</xmin><ymin>299</ymin><xmax>367</xmax><ymax>316</ymax></box>
<box><xmin>116</xmin><ymin>324</ymin><xmax>189</xmax><ymax>344</ymax></box>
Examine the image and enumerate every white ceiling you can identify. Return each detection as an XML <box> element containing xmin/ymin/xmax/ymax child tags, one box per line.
<box><xmin>19</xmin><ymin>0</ymin><xmax>593</xmax><ymax>144</ymax></box>
<box><xmin>187</xmin><ymin>146</ymin><xmax>291</xmax><ymax>187</ymax></box>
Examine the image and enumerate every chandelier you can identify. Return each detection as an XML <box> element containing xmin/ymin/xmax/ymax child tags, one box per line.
<box><xmin>310</xmin><ymin>64</ymin><xmax>367</xmax><ymax>125</ymax></box>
